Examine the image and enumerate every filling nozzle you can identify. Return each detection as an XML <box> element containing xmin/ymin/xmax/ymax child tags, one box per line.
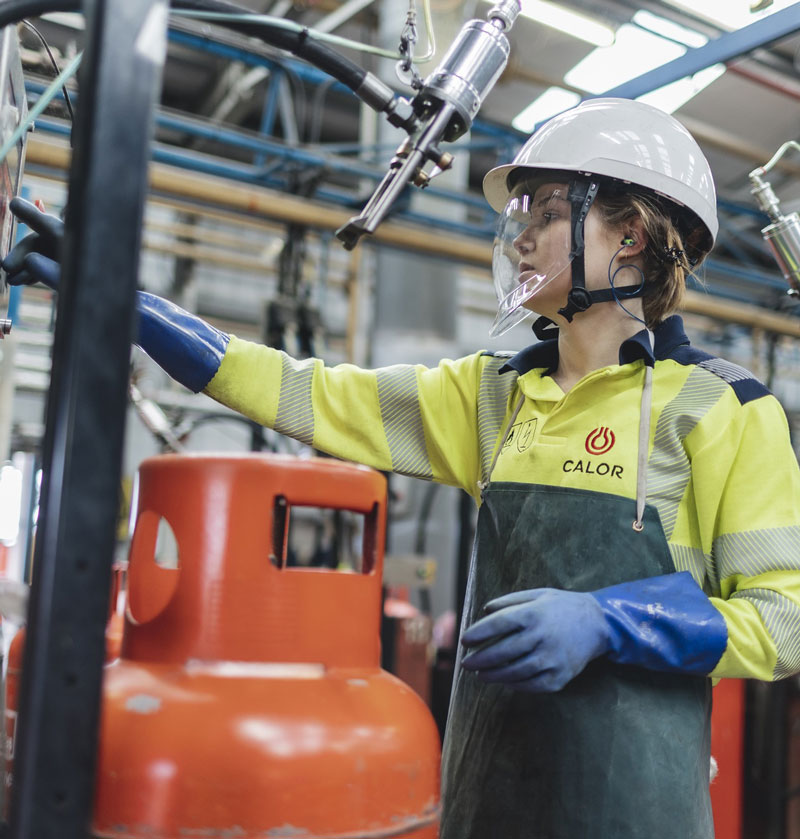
<box><xmin>749</xmin><ymin>169</ymin><xmax>783</xmax><ymax>224</ymax></box>
<box><xmin>749</xmin><ymin>141</ymin><xmax>800</xmax><ymax>292</ymax></box>
<box><xmin>488</xmin><ymin>0</ymin><xmax>522</xmax><ymax>30</ymax></box>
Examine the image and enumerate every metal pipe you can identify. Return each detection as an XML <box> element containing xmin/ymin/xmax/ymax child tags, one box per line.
<box><xmin>727</xmin><ymin>61</ymin><xmax>800</xmax><ymax>102</ymax></box>
<box><xmin>32</xmin><ymin>119</ymin><xmax>497</xmax><ymax>237</ymax></box>
<box><xmin>25</xmin><ymin>134</ymin><xmax>490</xmax><ymax>263</ymax></box>
<box><xmin>682</xmin><ymin>289</ymin><xmax>800</xmax><ymax>338</ymax></box>
<box><xmin>28</xmin><ymin>99</ymin><xmax>492</xmax><ymax>210</ymax></box>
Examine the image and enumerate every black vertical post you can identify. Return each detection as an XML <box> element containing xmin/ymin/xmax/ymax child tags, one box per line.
<box><xmin>8</xmin><ymin>2</ymin><xmax>167</xmax><ymax>837</ymax></box>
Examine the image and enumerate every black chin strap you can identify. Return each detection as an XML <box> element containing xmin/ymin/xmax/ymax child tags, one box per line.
<box><xmin>532</xmin><ymin>177</ymin><xmax>646</xmax><ymax>339</ymax></box>
<box><xmin>556</xmin><ymin>179</ymin><xmax>600</xmax><ymax>323</ymax></box>
<box><xmin>532</xmin><ymin>283</ymin><xmax>646</xmax><ymax>340</ymax></box>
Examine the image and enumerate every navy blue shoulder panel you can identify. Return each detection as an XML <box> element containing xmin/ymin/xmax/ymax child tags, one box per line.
<box><xmin>669</xmin><ymin>344</ymin><xmax>771</xmax><ymax>405</ymax></box>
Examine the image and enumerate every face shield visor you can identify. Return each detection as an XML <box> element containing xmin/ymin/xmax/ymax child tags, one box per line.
<box><xmin>489</xmin><ymin>181</ymin><xmax>576</xmax><ymax>338</ymax></box>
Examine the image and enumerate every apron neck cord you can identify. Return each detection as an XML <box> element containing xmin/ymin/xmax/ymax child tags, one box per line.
<box><xmin>633</xmin><ymin>328</ymin><xmax>655</xmax><ymax>531</ymax></box>
<box><xmin>478</xmin><ymin>392</ymin><xmax>526</xmax><ymax>494</ymax></box>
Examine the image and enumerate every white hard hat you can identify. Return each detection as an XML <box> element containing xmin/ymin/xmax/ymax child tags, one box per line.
<box><xmin>483</xmin><ymin>98</ymin><xmax>718</xmax><ymax>246</ymax></box>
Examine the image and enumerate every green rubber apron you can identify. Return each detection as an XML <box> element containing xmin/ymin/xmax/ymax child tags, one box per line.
<box><xmin>440</xmin><ymin>481</ymin><xmax>714</xmax><ymax>838</ymax></box>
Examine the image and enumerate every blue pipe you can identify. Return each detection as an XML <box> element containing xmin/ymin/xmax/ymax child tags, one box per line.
<box><xmin>715</xmin><ymin>218</ymin><xmax>761</xmax><ymax>268</ymax></box>
<box><xmin>25</xmin><ymin>78</ymin><xmax>496</xmax><ymax>158</ymax></box>
<box><xmin>32</xmin><ymin>118</ymin><xmax>497</xmax><ymax>239</ymax></box>
<box><xmin>717</xmin><ymin>197</ymin><xmax>770</xmax><ymax>223</ymax></box>
<box><xmin>115</xmin><ymin>141</ymin><xmax>497</xmax><ymax>240</ymax></box>
<box><xmin>157</xmin><ymin>114</ymin><xmax>488</xmax><ymax>209</ymax></box>
<box><xmin>315</xmin><ymin>139</ymin><xmax>500</xmax><ymax>155</ymax></box>
<box><xmin>705</xmin><ymin>257</ymin><xmax>786</xmax><ymax>289</ymax></box>
<box><xmin>258</xmin><ymin>67</ymin><xmax>284</xmax><ymax>150</ymax></box>
<box><xmin>168</xmin><ymin>29</ymin><xmax>338</xmax><ymax>90</ymax></box>
<box><xmin>27</xmin><ymin>83</ymin><xmax>489</xmax><ymax>211</ymax></box>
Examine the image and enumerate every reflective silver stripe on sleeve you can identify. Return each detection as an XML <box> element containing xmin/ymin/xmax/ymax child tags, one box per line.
<box><xmin>732</xmin><ymin>586</ymin><xmax>800</xmax><ymax>679</ymax></box>
<box><xmin>274</xmin><ymin>354</ymin><xmax>316</xmax><ymax>446</ymax></box>
<box><xmin>477</xmin><ymin>356</ymin><xmax>518</xmax><ymax>484</ymax></box>
<box><xmin>698</xmin><ymin>357</ymin><xmax>756</xmax><ymax>384</ymax></box>
<box><xmin>375</xmin><ymin>366</ymin><xmax>433</xmax><ymax>480</ymax></box>
<box><xmin>715</xmin><ymin>527</ymin><xmax>800</xmax><ymax>581</ymax></box>
<box><xmin>668</xmin><ymin>544</ymin><xmax>710</xmax><ymax>591</ymax></box>
<box><xmin>647</xmin><ymin>368</ymin><xmax>728</xmax><ymax>539</ymax></box>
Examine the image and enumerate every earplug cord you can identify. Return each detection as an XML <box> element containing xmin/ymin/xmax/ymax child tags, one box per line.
<box><xmin>609</xmin><ymin>240</ymin><xmax>647</xmax><ymax>326</ymax></box>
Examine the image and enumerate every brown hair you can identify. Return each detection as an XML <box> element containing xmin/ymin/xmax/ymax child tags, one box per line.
<box><xmin>594</xmin><ymin>188</ymin><xmax>712</xmax><ymax>328</ymax></box>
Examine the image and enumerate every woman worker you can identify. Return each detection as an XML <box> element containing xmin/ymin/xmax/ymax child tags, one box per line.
<box><xmin>6</xmin><ymin>98</ymin><xmax>800</xmax><ymax>838</ymax></box>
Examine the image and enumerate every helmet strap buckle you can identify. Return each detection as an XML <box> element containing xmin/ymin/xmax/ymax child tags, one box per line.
<box><xmin>557</xmin><ymin>287</ymin><xmax>592</xmax><ymax>322</ymax></box>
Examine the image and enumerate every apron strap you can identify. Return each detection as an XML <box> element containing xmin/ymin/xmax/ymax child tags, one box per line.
<box><xmin>633</xmin><ymin>329</ymin><xmax>655</xmax><ymax>532</ymax></box>
<box><xmin>478</xmin><ymin>392</ymin><xmax>525</xmax><ymax>494</ymax></box>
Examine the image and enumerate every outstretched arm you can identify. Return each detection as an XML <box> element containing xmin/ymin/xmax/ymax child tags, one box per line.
<box><xmin>3</xmin><ymin>198</ymin><xmax>488</xmax><ymax>491</ymax></box>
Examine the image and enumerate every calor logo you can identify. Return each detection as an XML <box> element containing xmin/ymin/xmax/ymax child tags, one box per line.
<box><xmin>585</xmin><ymin>427</ymin><xmax>615</xmax><ymax>455</ymax></box>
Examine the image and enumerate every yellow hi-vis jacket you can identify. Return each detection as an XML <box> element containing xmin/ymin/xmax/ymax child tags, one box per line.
<box><xmin>205</xmin><ymin>315</ymin><xmax>800</xmax><ymax>683</ymax></box>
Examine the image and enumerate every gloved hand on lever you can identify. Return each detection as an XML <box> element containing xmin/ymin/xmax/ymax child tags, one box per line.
<box><xmin>460</xmin><ymin>571</ymin><xmax>728</xmax><ymax>693</ymax></box>
<box><xmin>2</xmin><ymin>197</ymin><xmax>229</xmax><ymax>393</ymax></box>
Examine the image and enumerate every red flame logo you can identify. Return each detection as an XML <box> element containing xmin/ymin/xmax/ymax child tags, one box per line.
<box><xmin>585</xmin><ymin>427</ymin><xmax>616</xmax><ymax>455</ymax></box>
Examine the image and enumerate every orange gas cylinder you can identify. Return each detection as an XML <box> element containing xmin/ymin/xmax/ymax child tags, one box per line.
<box><xmin>92</xmin><ymin>454</ymin><xmax>441</xmax><ymax>839</ymax></box>
<box><xmin>3</xmin><ymin>625</ymin><xmax>24</xmax><ymax>814</ymax></box>
<box><xmin>104</xmin><ymin>562</ymin><xmax>127</xmax><ymax>663</ymax></box>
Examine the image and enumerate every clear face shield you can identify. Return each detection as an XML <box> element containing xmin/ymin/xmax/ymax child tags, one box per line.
<box><xmin>489</xmin><ymin>181</ymin><xmax>577</xmax><ymax>338</ymax></box>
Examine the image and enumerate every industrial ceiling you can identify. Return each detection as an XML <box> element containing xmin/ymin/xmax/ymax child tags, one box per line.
<box><xmin>13</xmin><ymin>0</ymin><xmax>800</xmax><ymax>310</ymax></box>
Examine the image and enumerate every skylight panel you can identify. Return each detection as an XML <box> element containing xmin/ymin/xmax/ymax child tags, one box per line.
<box><xmin>517</xmin><ymin>0</ymin><xmax>615</xmax><ymax>46</ymax></box>
<box><xmin>637</xmin><ymin>63</ymin><xmax>726</xmax><ymax>113</ymax></box>
<box><xmin>632</xmin><ymin>9</ymin><xmax>708</xmax><ymax>47</ymax></box>
<box><xmin>563</xmin><ymin>23</ymin><xmax>686</xmax><ymax>94</ymax></box>
<box><xmin>511</xmin><ymin>9</ymin><xmax>727</xmax><ymax>130</ymax></box>
<box><xmin>512</xmin><ymin>87</ymin><xmax>582</xmax><ymax>132</ymax></box>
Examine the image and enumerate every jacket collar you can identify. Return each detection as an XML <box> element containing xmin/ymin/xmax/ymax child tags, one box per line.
<box><xmin>498</xmin><ymin>315</ymin><xmax>690</xmax><ymax>376</ymax></box>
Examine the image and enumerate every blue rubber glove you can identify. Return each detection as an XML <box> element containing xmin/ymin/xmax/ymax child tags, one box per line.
<box><xmin>461</xmin><ymin>588</ymin><xmax>611</xmax><ymax>693</ymax></box>
<box><xmin>1</xmin><ymin>198</ymin><xmax>62</xmax><ymax>288</ymax></box>
<box><xmin>461</xmin><ymin>572</ymin><xmax>728</xmax><ymax>694</ymax></box>
<box><xmin>2</xmin><ymin>198</ymin><xmax>229</xmax><ymax>393</ymax></box>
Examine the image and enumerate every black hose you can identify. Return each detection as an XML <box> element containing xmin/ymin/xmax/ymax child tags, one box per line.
<box><xmin>0</xmin><ymin>0</ymin><xmax>368</xmax><ymax>97</ymax></box>
<box><xmin>175</xmin><ymin>0</ymin><xmax>368</xmax><ymax>92</ymax></box>
<box><xmin>0</xmin><ymin>0</ymin><xmax>81</xmax><ymax>29</ymax></box>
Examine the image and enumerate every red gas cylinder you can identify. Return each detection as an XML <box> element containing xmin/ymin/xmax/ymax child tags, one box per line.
<box><xmin>93</xmin><ymin>454</ymin><xmax>441</xmax><ymax>838</ymax></box>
